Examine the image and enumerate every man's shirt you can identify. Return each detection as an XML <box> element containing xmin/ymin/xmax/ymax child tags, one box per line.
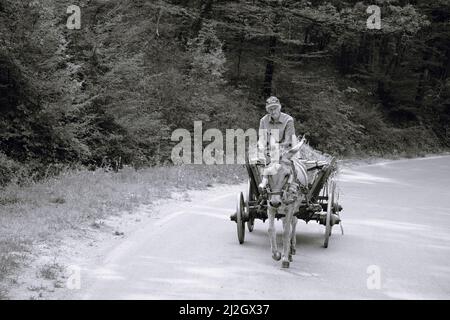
<box><xmin>258</xmin><ymin>112</ymin><xmax>296</xmax><ymax>152</ymax></box>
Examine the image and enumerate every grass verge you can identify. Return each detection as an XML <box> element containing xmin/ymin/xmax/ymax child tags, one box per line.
<box><xmin>0</xmin><ymin>164</ymin><xmax>246</xmax><ymax>299</ymax></box>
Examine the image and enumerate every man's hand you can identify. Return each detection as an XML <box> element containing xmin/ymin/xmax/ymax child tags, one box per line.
<box><xmin>256</xmin><ymin>148</ymin><xmax>268</xmax><ymax>165</ymax></box>
<box><xmin>258</xmin><ymin>177</ymin><xmax>268</xmax><ymax>192</ymax></box>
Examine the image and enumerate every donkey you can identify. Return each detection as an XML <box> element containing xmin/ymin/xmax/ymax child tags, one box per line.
<box><xmin>258</xmin><ymin>140</ymin><xmax>309</xmax><ymax>268</ymax></box>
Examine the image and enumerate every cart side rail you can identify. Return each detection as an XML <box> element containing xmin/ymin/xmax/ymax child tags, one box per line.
<box><xmin>307</xmin><ymin>157</ymin><xmax>337</xmax><ymax>201</ymax></box>
<box><xmin>245</xmin><ymin>157</ymin><xmax>262</xmax><ymax>198</ymax></box>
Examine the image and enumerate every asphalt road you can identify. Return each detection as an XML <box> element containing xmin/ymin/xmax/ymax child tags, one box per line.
<box><xmin>74</xmin><ymin>156</ymin><xmax>450</xmax><ymax>299</ymax></box>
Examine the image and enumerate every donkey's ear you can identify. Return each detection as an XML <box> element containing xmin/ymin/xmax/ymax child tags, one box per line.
<box><xmin>284</xmin><ymin>149</ymin><xmax>296</xmax><ymax>160</ymax></box>
<box><xmin>284</xmin><ymin>140</ymin><xmax>304</xmax><ymax>159</ymax></box>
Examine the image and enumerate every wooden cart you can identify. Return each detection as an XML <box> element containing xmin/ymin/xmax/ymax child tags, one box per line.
<box><xmin>230</xmin><ymin>156</ymin><xmax>343</xmax><ymax>248</ymax></box>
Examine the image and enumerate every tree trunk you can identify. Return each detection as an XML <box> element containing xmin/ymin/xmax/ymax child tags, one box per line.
<box><xmin>263</xmin><ymin>36</ymin><xmax>277</xmax><ymax>98</ymax></box>
<box><xmin>262</xmin><ymin>1</ymin><xmax>284</xmax><ymax>99</ymax></box>
<box><xmin>235</xmin><ymin>33</ymin><xmax>245</xmax><ymax>83</ymax></box>
<box><xmin>416</xmin><ymin>51</ymin><xmax>430</xmax><ymax>104</ymax></box>
<box><xmin>191</xmin><ymin>0</ymin><xmax>214</xmax><ymax>36</ymax></box>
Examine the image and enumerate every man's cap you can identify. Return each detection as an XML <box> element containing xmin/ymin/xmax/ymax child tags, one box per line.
<box><xmin>266</xmin><ymin>96</ymin><xmax>281</xmax><ymax>109</ymax></box>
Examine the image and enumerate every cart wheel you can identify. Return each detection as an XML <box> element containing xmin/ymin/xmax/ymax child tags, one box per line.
<box><xmin>324</xmin><ymin>180</ymin><xmax>335</xmax><ymax>248</ymax></box>
<box><xmin>236</xmin><ymin>192</ymin><xmax>246</xmax><ymax>244</ymax></box>
<box><xmin>246</xmin><ymin>179</ymin><xmax>255</xmax><ymax>232</ymax></box>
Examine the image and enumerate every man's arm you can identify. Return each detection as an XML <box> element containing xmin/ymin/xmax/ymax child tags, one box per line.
<box><xmin>281</xmin><ymin>118</ymin><xmax>295</xmax><ymax>149</ymax></box>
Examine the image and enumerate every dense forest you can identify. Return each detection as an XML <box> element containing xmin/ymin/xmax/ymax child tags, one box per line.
<box><xmin>1</xmin><ymin>0</ymin><xmax>449</xmax><ymax>185</ymax></box>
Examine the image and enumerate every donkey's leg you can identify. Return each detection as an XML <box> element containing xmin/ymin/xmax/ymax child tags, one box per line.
<box><xmin>281</xmin><ymin>212</ymin><xmax>292</xmax><ymax>268</ymax></box>
<box><xmin>267</xmin><ymin>209</ymin><xmax>281</xmax><ymax>261</ymax></box>
<box><xmin>290</xmin><ymin>197</ymin><xmax>303</xmax><ymax>256</ymax></box>
<box><xmin>290</xmin><ymin>216</ymin><xmax>298</xmax><ymax>256</ymax></box>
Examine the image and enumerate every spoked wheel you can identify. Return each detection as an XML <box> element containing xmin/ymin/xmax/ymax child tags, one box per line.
<box><xmin>236</xmin><ymin>192</ymin><xmax>246</xmax><ymax>244</ymax></box>
<box><xmin>246</xmin><ymin>179</ymin><xmax>256</xmax><ymax>232</ymax></box>
<box><xmin>324</xmin><ymin>180</ymin><xmax>336</xmax><ymax>248</ymax></box>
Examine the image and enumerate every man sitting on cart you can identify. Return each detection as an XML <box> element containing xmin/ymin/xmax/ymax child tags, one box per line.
<box><xmin>256</xmin><ymin>96</ymin><xmax>312</xmax><ymax>189</ymax></box>
<box><xmin>257</xmin><ymin>96</ymin><xmax>297</xmax><ymax>164</ymax></box>
<box><xmin>256</xmin><ymin>96</ymin><xmax>332</xmax><ymax>193</ymax></box>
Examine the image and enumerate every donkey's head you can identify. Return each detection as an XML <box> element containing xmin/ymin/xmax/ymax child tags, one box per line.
<box><xmin>259</xmin><ymin>139</ymin><xmax>307</xmax><ymax>209</ymax></box>
<box><xmin>262</xmin><ymin>160</ymin><xmax>293</xmax><ymax>208</ymax></box>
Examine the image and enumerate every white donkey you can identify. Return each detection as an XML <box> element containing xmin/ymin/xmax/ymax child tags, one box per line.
<box><xmin>258</xmin><ymin>140</ymin><xmax>309</xmax><ymax>268</ymax></box>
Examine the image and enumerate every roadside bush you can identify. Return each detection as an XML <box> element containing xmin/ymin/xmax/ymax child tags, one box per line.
<box><xmin>0</xmin><ymin>153</ymin><xmax>28</xmax><ymax>187</ymax></box>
